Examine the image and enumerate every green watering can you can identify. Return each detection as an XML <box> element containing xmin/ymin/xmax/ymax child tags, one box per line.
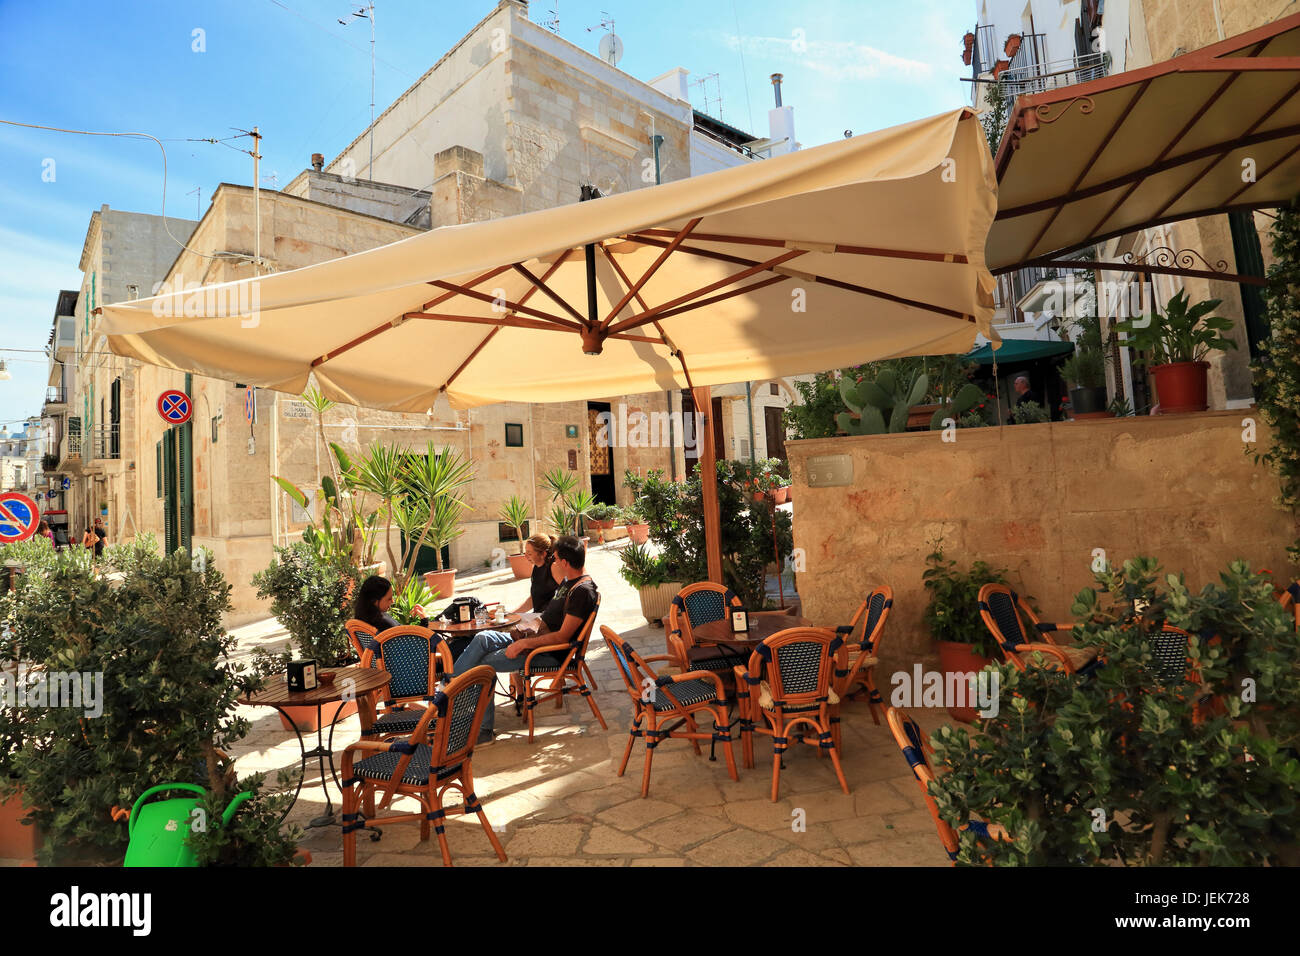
<box><xmin>122</xmin><ymin>784</ymin><xmax>252</xmax><ymax>867</ymax></box>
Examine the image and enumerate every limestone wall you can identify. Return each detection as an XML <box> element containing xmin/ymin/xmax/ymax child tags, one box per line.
<box><xmin>786</xmin><ymin>411</ymin><xmax>1298</xmax><ymax>671</ymax></box>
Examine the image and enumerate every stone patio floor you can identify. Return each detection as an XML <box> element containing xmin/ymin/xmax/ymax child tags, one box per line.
<box><xmin>230</xmin><ymin>543</ymin><xmax>956</xmax><ymax>867</ymax></box>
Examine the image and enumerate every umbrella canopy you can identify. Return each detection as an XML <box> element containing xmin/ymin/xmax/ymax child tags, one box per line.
<box><xmin>100</xmin><ymin>108</ymin><xmax>997</xmax><ymax>411</ymax></box>
<box><xmin>989</xmin><ymin>12</ymin><xmax>1300</xmax><ymax>273</ymax></box>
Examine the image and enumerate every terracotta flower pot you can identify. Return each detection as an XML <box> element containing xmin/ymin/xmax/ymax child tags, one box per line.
<box><xmin>277</xmin><ymin>699</ymin><xmax>359</xmax><ymax>734</ymax></box>
<box><xmin>507</xmin><ymin>552</ymin><xmax>532</xmax><ymax>580</ymax></box>
<box><xmin>0</xmin><ymin>788</ymin><xmax>43</xmax><ymax>861</ymax></box>
<box><xmin>424</xmin><ymin>569</ymin><xmax>457</xmax><ymax>601</ymax></box>
<box><xmin>1150</xmin><ymin>361</ymin><xmax>1210</xmax><ymax>414</ymax></box>
<box><xmin>936</xmin><ymin>640</ymin><xmax>996</xmax><ymax>724</ymax></box>
<box><xmin>772</xmin><ymin>486</ymin><xmax>789</xmax><ymax>505</ymax></box>
<box><xmin>626</xmin><ymin>522</ymin><xmax>650</xmax><ymax>545</ymax></box>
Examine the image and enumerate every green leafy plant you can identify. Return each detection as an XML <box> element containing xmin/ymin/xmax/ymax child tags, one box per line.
<box><xmin>617</xmin><ymin>543</ymin><xmax>673</xmax><ymax>589</ymax></box>
<box><xmin>396</xmin><ymin>445</ymin><xmax>475</xmax><ymax>587</ymax></box>
<box><xmin>1108</xmin><ymin>395</ymin><xmax>1134</xmax><ymax>417</ymax></box>
<box><xmin>499</xmin><ymin>495</ymin><xmax>531</xmax><ymax>554</ymax></box>
<box><xmin>1115</xmin><ymin>289</ymin><xmax>1236</xmax><ymax>366</ymax></box>
<box><xmin>623</xmin><ymin>464</ymin><xmax>793</xmax><ymax>609</ymax></box>
<box><xmin>921</xmin><ymin>546</ymin><xmax>1011</xmax><ymax>657</ymax></box>
<box><xmin>1253</xmin><ymin>201</ymin><xmax>1300</xmax><ymax>563</ymax></box>
<box><xmin>929</xmin><ymin>557</ymin><xmax>1300</xmax><ymax>865</ymax></box>
<box><xmin>253</xmin><ymin>541</ymin><xmax>362</xmax><ymax>667</ymax></box>
<box><xmin>391</xmin><ymin>575</ymin><xmax>437</xmax><ymax>625</ymax></box>
<box><xmin>1060</xmin><ymin>347</ymin><xmax>1107</xmax><ymax>389</ymax></box>
<box><xmin>1011</xmin><ymin>400</ymin><xmax>1049</xmax><ymax>424</ymax></box>
<box><xmin>784</xmin><ymin>370</ymin><xmax>842</xmax><ymax>440</ymax></box>
<box><xmin>0</xmin><ymin>539</ymin><xmax>287</xmax><ymax>864</ymax></box>
<box><xmin>186</xmin><ymin>773</ymin><xmax>301</xmax><ymax>867</ymax></box>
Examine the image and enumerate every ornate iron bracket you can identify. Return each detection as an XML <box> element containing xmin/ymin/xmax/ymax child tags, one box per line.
<box><xmin>1123</xmin><ymin>246</ymin><xmax>1229</xmax><ymax>273</ymax></box>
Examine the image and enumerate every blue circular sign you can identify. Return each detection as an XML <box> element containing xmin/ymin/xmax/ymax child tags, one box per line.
<box><xmin>0</xmin><ymin>492</ymin><xmax>39</xmax><ymax>542</ymax></box>
<box><xmin>158</xmin><ymin>389</ymin><xmax>192</xmax><ymax>425</ymax></box>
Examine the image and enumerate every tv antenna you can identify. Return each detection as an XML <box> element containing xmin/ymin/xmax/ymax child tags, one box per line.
<box><xmin>691</xmin><ymin>72</ymin><xmax>722</xmax><ymax>118</ymax></box>
<box><xmin>587</xmin><ymin>13</ymin><xmax>622</xmax><ymax>67</ymax></box>
<box><xmin>541</xmin><ymin>1</ymin><xmax>559</xmax><ymax>34</ymax></box>
<box><xmin>186</xmin><ymin>186</ymin><xmax>201</xmax><ymax>219</ymax></box>
<box><xmin>339</xmin><ymin>3</ymin><xmax>376</xmax><ymax>178</ymax></box>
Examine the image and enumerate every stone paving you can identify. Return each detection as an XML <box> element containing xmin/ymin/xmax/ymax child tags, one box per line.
<box><xmin>230</xmin><ymin>543</ymin><xmax>956</xmax><ymax>867</ymax></box>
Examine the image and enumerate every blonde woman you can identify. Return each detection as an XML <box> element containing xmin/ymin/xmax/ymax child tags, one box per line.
<box><xmin>512</xmin><ymin>532</ymin><xmax>558</xmax><ymax>614</ymax></box>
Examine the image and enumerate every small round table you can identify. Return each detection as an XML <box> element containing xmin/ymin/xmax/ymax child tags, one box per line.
<box><xmin>693</xmin><ymin>611</ymin><xmax>814</xmax><ymax>657</ymax></box>
<box><xmin>240</xmin><ymin>665</ymin><xmax>391</xmax><ymax>829</ymax></box>
<box><xmin>433</xmin><ymin>612</ymin><xmax>523</xmax><ymax>637</ymax></box>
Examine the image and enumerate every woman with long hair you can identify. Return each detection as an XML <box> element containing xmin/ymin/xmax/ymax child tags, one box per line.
<box><xmin>354</xmin><ymin>575</ymin><xmax>400</xmax><ymax>633</ymax></box>
<box><xmin>512</xmin><ymin>532</ymin><xmax>558</xmax><ymax>615</ymax></box>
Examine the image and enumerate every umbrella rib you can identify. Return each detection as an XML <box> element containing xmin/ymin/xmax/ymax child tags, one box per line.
<box><xmin>601</xmin><ymin>217</ymin><xmax>702</xmax><ymax>330</ymax></box>
<box><xmin>650</xmin><ymin>274</ymin><xmax>791</xmax><ymax>322</ymax></box>
<box><xmin>606</xmin><ymin>249</ymin><xmax>806</xmax><ymax>336</ymax></box>
<box><xmin>440</xmin><ymin>250</ymin><xmax>575</xmax><ymax>393</ymax></box>
<box><xmin>427</xmin><ymin>280</ymin><xmax>582</xmax><ymax>330</ymax></box>
<box><xmin>631</xmin><ymin>229</ymin><xmax>970</xmax><ymax>264</ymax></box>
<box><xmin>311</xmin><ymin>264</ymin><xmax>512</xmax><ymax>368</ymax></box>
<box><xmin>511</xmin><ymin>262</ymin><xmax>587</xmax><ymax>325</ymax></box>
<box><xmin>598</xmin><ymin>243</ymin><xmax>680</xmax><ymax>354</ymax></box>
<box><xmin>412</xmin><ymin>311</ymin><xmax>659</xmax><ymax>342</ymax></box>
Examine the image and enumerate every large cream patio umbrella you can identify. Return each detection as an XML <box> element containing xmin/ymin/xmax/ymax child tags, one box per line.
<box><xmin>99</xmin><ymin>106</ymin><xmax>998</xmax><ymax>580</ymax></box>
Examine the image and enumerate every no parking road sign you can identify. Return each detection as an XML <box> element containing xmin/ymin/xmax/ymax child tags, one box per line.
<box><xmin>157</xmin><ymin>389</ymin><xmax>193</xmax><ymax>426</ymax></box>
<box><xmin>0</xmin><ymin>492</ymin><xmax>39</xmax><ymax>543</ymax></box>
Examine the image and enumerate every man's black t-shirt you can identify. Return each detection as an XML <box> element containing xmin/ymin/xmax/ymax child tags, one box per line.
<box><xmin>539</xmin><ymin>575</ymin><xmax>597</xmax><ymax>634</ymax></box>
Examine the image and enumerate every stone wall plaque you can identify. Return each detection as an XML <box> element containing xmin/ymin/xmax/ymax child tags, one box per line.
<box><xmin>806</xmin><ymin>453</ymin><xmax>853</xmax><ymax>488</ymax></box>
<box><xmin>282</xmin><ymin>401</ymin><xmax>312</xmax><ymax>420</ymax></box>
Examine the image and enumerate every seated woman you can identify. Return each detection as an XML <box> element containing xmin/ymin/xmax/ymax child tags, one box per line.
<box><xmin>354</xmin><ymin>575</ymin><xmax>402</xmax><ymax>634</ymax></box>
<box><xmin>512</xmin><ymin>532</ymin><xmax>559</xmax><ymax>615</ymax></box>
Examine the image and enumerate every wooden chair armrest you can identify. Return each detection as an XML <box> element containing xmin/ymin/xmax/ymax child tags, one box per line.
<box><xmin>661</xmin><ymin>669</ymin><xmax>727</xmax><ymax>698</ymax></box>
<box><xmin>1014</xmin><ymin>642</ymin><xmax>1074</xmax><ymax>669</ymax></box>
<box><xmin>523</xmin><ymin>641</ymin><xmax>574</xmax><ymax>670</ymax></box>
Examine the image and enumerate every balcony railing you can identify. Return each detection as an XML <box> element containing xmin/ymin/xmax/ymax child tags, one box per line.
<box><xmin>44</xmin><ymin>386</ymin><xmax>66</xmax><ymax>405</ymax></box>
<box><xmin>971</xmin><ymin>23</ymin><xmax>997</xmax><ymax>79</ymax></box>
<box><xmin>999</xmin><ymin>49</ymin><xmax>1110</xmax><ymax>96</ymax></box>
<box><xmin>89</xmin><ymin>424</ymin><xmax>120</xmax><ymax>461</ymax></box>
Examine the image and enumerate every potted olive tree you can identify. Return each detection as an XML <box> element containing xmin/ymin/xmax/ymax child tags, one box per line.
<box><xmin>1115</xmin><ymin>289</ymin><xmax>1236</xmax><ymax>413</ymax></box>
<box><xmin>922</xmin><ymin>546</ymin><xmax>1010</xmax><ymax>722</ymax></box>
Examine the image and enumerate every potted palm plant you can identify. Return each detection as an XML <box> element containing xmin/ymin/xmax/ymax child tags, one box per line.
<box><xmin>1115</xmin><ymin>289</ymin><xmax>1236</xmax><ymax>413</ymax></box>
<box><xmin>617</xmin><ymin>543</ymin><xmax>682</xmax><ymax>624</ymax></box>
<box><xmin>922</xmin><ymin>546</ymin><xmax>1010</xmax><ymax>722</ymax></box>
<box><xmin>421</xmin><ymin>495</ymin><xmax>467</xmax><ymax>600</ymax></box>
<box><xmin>499</xmin><ymin>495</ymin><xmax>532</xmax><ymax>579</ymax></box>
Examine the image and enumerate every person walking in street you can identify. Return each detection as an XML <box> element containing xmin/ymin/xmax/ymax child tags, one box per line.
<box><xmin>93</xmin><ymin>516</ymin><xmax>107</xmax><ymax>558</ymax></box>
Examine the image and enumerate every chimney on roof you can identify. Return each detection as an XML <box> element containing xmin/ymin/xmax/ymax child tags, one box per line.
<box><xmin>311</xmin><ymin>153</ymin><xmax>324</xmax><ymax>172</ymax></box>
<box><xmin>770</xmin><ymin>73</ymin><xmax>783</xmax><ymax>107</ymax></box>
<box><xmin>768</xmin><ymin>75</ymin><xmax>795</xmax><ymax>157</ymax></box>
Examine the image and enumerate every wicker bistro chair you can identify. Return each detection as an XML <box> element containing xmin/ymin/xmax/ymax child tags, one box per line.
<box><xmin>832</xmin><ymin>585</ymin><xmax>894</xmax><ymax>728</ymax></box>
<box><xmin>733</xmin><ymin>627</ymin><xmax>851</xmax><ymax>801</ymax></box>
<box><xmin>667</xmin><ymin>583</ymin><xmax>746</xmax><ymax>676</ymax></box>
<box><xmin>600</xmin><ymin>626</ymin><xmax>739</xmax><ymax>797</ymax></box>
<box><xmin>345</xmin><ymin>619</ymin><xmax>380</xmax><ymax>663</ymax></box>
<box><xmin>508</xmin><ymin>594</ymin><xmax>607</xmax><ymax>742</ymax></box>
<box><xmin>977</xmin><ymin>584</ymin><xmax>1101</xmax><ymax>674</ymax></box>
<box><xmin>886</xmin><ymin>706</ymin><xmax>1009</xmax><ymax>864</ymax></box>
<box><xmin>1280</xmin><ymin>580</ymin><xmax>1300</xmax><ymax>630</ymax></box>
<box><xmin>357</xmin><ymin>626</ymin><xmax>454</xmax><ymax>740</ymax></box>
<box><xmin>340</xmin><ymin>665</ymin><xmax>507</xmax><ymax>867</ymax></box>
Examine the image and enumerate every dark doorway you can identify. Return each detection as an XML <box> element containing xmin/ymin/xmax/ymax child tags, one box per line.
<box><xmin>681</xmin><ymin>391</ymin><xmax>726</xmax><ymax>476</ymax></box>
<box><xmin>587</xmin><ymin>401</ymin><xmax>615</xmax><ymax>504</ymax></box>
<box><xmin>764</xmin><ymin>405</ymin><xmax>787</xmax><ymax>461</ymax></box>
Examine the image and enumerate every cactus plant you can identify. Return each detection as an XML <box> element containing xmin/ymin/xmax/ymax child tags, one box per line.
<box><xmin>836</xmin><ymin>366</ymin><xmax>929</xmax><ymax>435</ymax></box>
<box><xmin>929</xmin><ymin>382</ymin><xmax>985</xmax><ymax>429</ymax></box>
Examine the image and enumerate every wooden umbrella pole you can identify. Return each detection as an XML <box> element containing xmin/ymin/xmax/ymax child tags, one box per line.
<box><xmin>690</xmin><ymin>381</ymin><xmax>723</xmax><ymax>586</ymax></box>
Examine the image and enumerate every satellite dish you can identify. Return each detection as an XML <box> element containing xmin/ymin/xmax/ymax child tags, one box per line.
<box><xmin>599</xmin><ymin>32</ymin><xmax>623</xmax><ymax>66</ymax></box>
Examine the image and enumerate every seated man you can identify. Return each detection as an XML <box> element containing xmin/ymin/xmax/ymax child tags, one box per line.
<box><xmin>453</xmin><ymin>535</ymin><xmax>597</xmax><ymax>744</ymax></box>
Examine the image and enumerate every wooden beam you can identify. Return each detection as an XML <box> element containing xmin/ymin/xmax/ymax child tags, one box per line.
<box><xmin>651</xmin><ymin>274</ymin><xmax>791</xmax><ymax>321</ymax></box>
<box><xmin>1024</xmin><ymin>257</ymin><xmax>1266</xmax><ymax>286</ymax></box>
<box><xmin>692</xmin><ymin>384</ymin><xmax>723</xmax><ymax>585</ymax></box>
<box><xmin>632</xmin><ymin>229</ymin><xmax>970</xmax><ymax>264</ymax></box>
<box><xmin>605</xmin><ymin>249</ymin><xmax>806</xmax><ymax>336</ymax></box>
<box><xmin>601</xmin><ymin>217</ymin><xmax>701</xmax><ymax>329</ymax></box>
<box><xmin>407</xmin><ymin>311</ymin><xmax>661</xmax><ymax>342</ymax></box>
<box><xmin>312</xmin><ymin>264</ymin><xmax>512</xmax><ymax>368</ymax></box>
<box><xmin>511</xmin><ymin>262</ymin><xmax>587</xmax><ymax>325</ymax></box>
<box><xmin>427</xmin><ymin>280</ymin><xmax>583</xmax><ymax>330</ymax></box>
<box><xmin>1180</xmin><ymin>56</ymin><xmax>1300</xmax><ymax>72</ymax></box>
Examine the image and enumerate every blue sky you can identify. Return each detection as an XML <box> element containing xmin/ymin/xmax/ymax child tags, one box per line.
<box><xmin>0</xmin><ymin>0</ymin><xmax>974</xmax><ymax>426</ymax></box>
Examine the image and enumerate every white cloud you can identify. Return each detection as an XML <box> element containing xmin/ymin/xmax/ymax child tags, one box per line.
<box><xmin>722</xmin><ymin>32</ymin><xmax>934</xmax><ymax>82</ymax></box>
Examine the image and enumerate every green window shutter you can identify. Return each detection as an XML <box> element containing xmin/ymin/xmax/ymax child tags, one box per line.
<box><xmin>156</xmin><ymin>441</ymin><xmax>162</xmax><ymax>498</ymax></box>
<box><xmin>164</xmin><ymin>433</ymin><xmax>178</xmax><ymax>555</ymax></box>
<box><xmin>179</xmin><ymin>422</ymin><xmax>193</xmax><ymax>554</ymax></box>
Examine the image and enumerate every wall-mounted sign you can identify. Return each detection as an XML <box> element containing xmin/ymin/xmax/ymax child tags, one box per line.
<box><xmin>565</xmin><ymin>424</ymin><xmax>579</xmax><ymax>439</ymax></box>
<box><xmin>244</xmin><ymin>387</ymin><xmax>257</xmax><ymax>424</ymax></box>
<box><xmin>282</xmin><ymin>401</ymin><xmax>312</xmax><ymax>420</ymax></box>
<box><xmin>157</xmin><ymin>389</ymin><xmax>192</xmax><ymax>426</ymax></box>
<box><xmin>806</xmin><ymin>454</ymin><xmax>853</xmax><ymax>488</ymax></box>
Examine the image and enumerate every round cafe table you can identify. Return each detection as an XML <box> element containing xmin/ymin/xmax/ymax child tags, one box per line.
<box><xmin>240</xmin><ymin>665</ymin><xmax>391</xmax><ymax>829</ymax></box>
<box><xmin>692</xmin><ymin>611</ymin><xmax>814</xmax><ymax>658</ymax></box>
<box><xmin>430</xmin><ymin>612</ymin><xmax>523</xmax><ymax>662</ymax></box>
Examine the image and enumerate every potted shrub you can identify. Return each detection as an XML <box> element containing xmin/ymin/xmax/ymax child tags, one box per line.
<box><xmin>618</xmin><ymin>543</ymin><xmax>682</xmax><ymax>625</ymax></box>
<box><xmin>1060</xmin><ymin>346</ymin><xmax>1109</xmax><ymax>418</ymax></box>
<box><xmin>253</xmin><ymin>541</ymin><xmax>363</xmax><ymax>732</ymax></box>
<box><xmin>587</xmin><ymin>502</ymin><xmax>618</xmax><ymax>543</ymax></box>
<box><xmin>922</xmin><ymin>546</ymin><xmax>1010</xmax><ymax>722</ymax></box>
<box><xmin>622</xmin><ymin>503</ymin><xmax>651</xmax><ymax>545</ymax></box>
<box><xmin>1115</xmin><ymin>289</ymin><xmax>1236</xmax><ymax>413</ymax></box>
<box><xmin>499</xmin><ymin>495</ymin><xmax>533</xmax><ymax>579</ymax></box>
